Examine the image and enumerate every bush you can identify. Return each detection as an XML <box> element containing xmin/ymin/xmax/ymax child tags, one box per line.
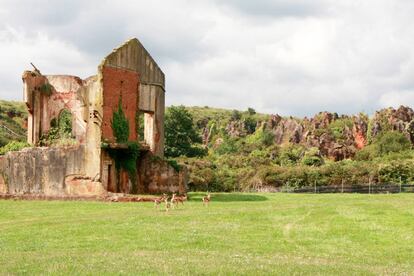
<box><xmin>375</xmin><ymin>131</ymin><xmax>411</xmax><ymax>155</ymax></box>
<box><xmin>231</xmin><ymin>110</ymin><xmax>242</xmax><ymax>121</ymax></box>
<box><xmin>246</xmin><ymin>126</ymin><xmax>274</xmax><ymax>147</ymax></box>
<box><xmin>111</xmin><ymin>99</ymin><xmax>129</xmax><ymax>143</ymax></box>
<box><xmin>328</xmin><ymin>118</ymin><xmax>353</xmax><ymax>140</ymax></box>
<box><xmin>215</xmin><ymin>137</ymin><xmax>239</xmax><ymax>155</ymax></box>
<box><xmin>355</xmin><ymin>131</ymin><xmax>411</xmax><ymax>161</ymax></box>
<box><xmin>302</xmin><ymin>147</ymin><xmax>324</xmax><ymax>166</ymax></box>
<box><xmin>167</xmin><ymin>159</ymin><xmax>181</xmax><ymax>172</ymax></box>
<box><xmin>247</xmin><ymin>107</ymin><xmax>256</xmax><ymax>115</ymax></box>
<box><xmin>378</xmin><ymin>161</ymin><xmax>414</xmax><ymax>184</ymax></box>
<box><xmin>243</xmin><ymin>116</ymin><xmax>257</xmax><ymax>134</ymax></box>
<box><xmin>279</xmin><ymin>145</ymin><xmax>305</xmax><ymax>165</ymax></box>
<box><xmin>40</xmin><ymin>109</ymin><xmax>75</xmax><ymax>146</ymax></box>
<box><xmin>0</xmin><ymin>141</ymin><xmax>30</xmax><ymax>155</ymax></box>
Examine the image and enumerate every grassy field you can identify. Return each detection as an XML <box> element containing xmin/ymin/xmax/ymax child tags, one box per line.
<box><xmin>1</xmin><ymin>193</ymin><xmax>414</xmax><ymax>275</ymax></box>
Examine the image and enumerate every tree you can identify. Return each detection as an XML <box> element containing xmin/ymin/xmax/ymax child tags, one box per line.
<box><xmin>165</xmin><ymin>105</ymin><xmax>206</xmax><ymax>158</ymax></box>
<box><xmin>376</xmin><ymin>131</ymin><xmax>411</xmax><ymax>155</ymax></box>
<box><xmin>231</xmin><ymin>110</ymin><xmax>242</xmax><ymax>121</ymax></box>
<box><xmin>247</xmin><ymin>107</ymin><xmax>256</xmax><ymax>115</ymax></box>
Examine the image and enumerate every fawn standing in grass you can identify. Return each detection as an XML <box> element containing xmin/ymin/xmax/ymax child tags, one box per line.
<box><xmin>202</xmin><ymin>192</ymin><xmax>211</xmax><ymax>206</ymax></box>
<box><xmin>154</xmin><ymin>193</ymin><xmax>167</xmax><ymax>209</ymax></box>
<box><xmin>164</xmin><ymin>197</ymin><xmax>171</xmax><ymax>212</ymax></box>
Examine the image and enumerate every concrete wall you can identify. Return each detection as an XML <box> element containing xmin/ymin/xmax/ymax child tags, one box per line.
<box><xmin>23</xmin><ymin>73</ymin><xmax>88</xmax><ymax>145</ymax></box>
<box><xmin>45</xmin><ymin>75</ymin><xmax>88</xmax><ymax>144</ymax></box>
<box><xmin>103</xmin><ymin>39</ymin><xmax>165</xmax><ymax>86</ymax></box>
<box><xmin>137</xmin><ymin>152</ymin><xmax>187</xmax><ymax>194</ymax></box>
<box><xmin>0</xmin><ymin>146</ymin><xmax>105</xmax><ymax>196</ymax></box>
<box><xmin>84</xmin><ymin>76</ymin><xmax>103</xmax><ymax>180</ymax></box>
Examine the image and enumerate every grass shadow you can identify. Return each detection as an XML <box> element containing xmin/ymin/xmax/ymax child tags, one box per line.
<box><xmin>188</xmin><ymin>192</ymin><xmax>268</xmax><ymax>202</ymax></box>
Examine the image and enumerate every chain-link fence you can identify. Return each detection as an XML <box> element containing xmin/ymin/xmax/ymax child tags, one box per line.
<box><xmin>280</xmin><ymin>184</ymin><xmax>414</xmax><ymax>193</ymax></box>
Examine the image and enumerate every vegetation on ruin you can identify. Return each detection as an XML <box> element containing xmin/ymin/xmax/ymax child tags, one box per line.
<box><xmin>1</xmin><ymin>193</ymin><xmax>414</xmax><ymax>274</ymax></box>
<box><xmin>39</xmin><ymin>109</ymin><xmax>77</xmax><ymax>147</ymax></box>
<box><xmin>39</xmin><ymin>82</ymin><xmax>53</xmax><ymax>96</ymax></box>
<box><xmin>108</xmin><ymin>98</ymin><xmax>140</xmax><ymax>193</ymax></box>
<box><xmin>111</xmin><ymin>98</ymin><xmax>130</xmax><ymax>143</ymax></box>
<box><xmin>0</xmin><ymin>141</ymin><xmax>30</xmax><ymax>155</ymax></box>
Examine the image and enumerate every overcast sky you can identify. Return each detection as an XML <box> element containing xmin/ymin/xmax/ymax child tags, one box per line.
<box><xmin>1</xmin><ymin>0</ymin><xmax>414</xmax><ymax>117</ymax></box>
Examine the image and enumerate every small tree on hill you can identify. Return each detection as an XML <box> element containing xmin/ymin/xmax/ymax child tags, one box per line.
<box><xmin>247</xmin><ymin>107</ymin><xmax>256</xmax><ymax>115</ymax></box>
<box><xmin>165</xmin><ymin>105</ymin><xmax>206</xmax><ymax>158</ymax></box>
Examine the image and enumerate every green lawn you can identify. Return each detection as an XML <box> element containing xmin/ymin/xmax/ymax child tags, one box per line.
<box><xmin>1</xmin><ymin>193</ymin><xmax>414</xmax><ymax>275</ymax></box>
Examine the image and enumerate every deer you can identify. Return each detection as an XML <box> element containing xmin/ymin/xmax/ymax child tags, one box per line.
<box><xmin>202</xmin><ymin>192</ymin><xmax>211</xmax><ymax>206</ymax></box>
<box><xmin>172</xmin><ymin>193</ymin><xmax>187</xmax><ymax>207</ymax></box>
<box><xmin>164</xmin><ymin>197</ymin><xmax>172</xmax><ymax>212</ymax></box>
<box><xmin>170</xmin><ymin>193</ymin><xmax>180</xmax><ymax>208</ymax></box>
<box><xmin>154</xmin><ymin>193</ymin><xmax>167</xmax><ymax>209</ymax></box>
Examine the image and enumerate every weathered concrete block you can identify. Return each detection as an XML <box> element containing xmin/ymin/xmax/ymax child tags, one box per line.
<box><xmin>65</xmin><ymin>175</ymin><xmax>106</xmax><ymax>196</ymax></box>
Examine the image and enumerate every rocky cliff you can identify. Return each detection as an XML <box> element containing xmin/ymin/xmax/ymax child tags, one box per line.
<box><xmin>197</xmin><ymin>105</ymin><xmax>414</xmax><ymax>161</ymax></box>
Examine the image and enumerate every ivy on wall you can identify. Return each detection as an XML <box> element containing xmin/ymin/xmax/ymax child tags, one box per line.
<box><xmin>105</xmin><ymin>96</ymin><xmax>140</xmax><ymax>193</ymax></box>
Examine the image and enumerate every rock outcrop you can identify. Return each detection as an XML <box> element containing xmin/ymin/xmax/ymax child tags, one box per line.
<box><xmin>218</xmin><ymin>105</ymin><xmax>414</xmax><ymax>161</ymax></box>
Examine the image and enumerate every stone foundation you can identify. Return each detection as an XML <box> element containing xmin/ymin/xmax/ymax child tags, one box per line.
<box><xmin>0</xmin><ymin>145</ymin><xmax>104</xmax><ymax>196</ymax></box>
<box><xmin>137</xmin><ymin>152</ymin><xmax>187</xmax><ymax>194</ymax></box>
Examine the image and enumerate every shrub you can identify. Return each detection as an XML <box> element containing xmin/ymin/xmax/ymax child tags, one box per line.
<box><xmin>302</xmin><ymin>147</ymin><xmax>324</xmax><ymax>166</ymax></box>
<box><xmin>328</xmin><ymin>118</ymin><xmax>353</xmax><ymax>140</ymax></box>
<box><xmin>378</xmin><ymin>161</ymin><xmax>414</xmax><ymax>184</ymax></box>
<box><xmin>167</xmin><ymin>159</ymin><xmax>181</xmax><ymax>172</ymax></box>
<box><xmin>247</xmin><ymin>107</ymin><xmax>256</xmax><ymax>115</ymax></box>
<box><xmin>246</xmin><ymin>125</ymin><xmax>274</xmax><ymax>147</ymax></box>
<box><xmin>111</xmin><ymin>98</ymin><xmax>129</xmax><ymax>143</ymax></box>
<box><xmin>231</xmin><ymin>110</ymin><xmax>242</xmax><ymax>121</ymax></box>
<box><xmin>39</xmin><ymin>109</ymin><xmax>75</xmax><ymax>146</ymax></box>
<box><xmin>375</xmin><ymin>131</ymin><xmax>411</xmax><ymax>155</ymax></box>
<box><xmin>215</xmin><ymin>137</ymin><xmax>239</xmax><ymax>155</ymax></box>
<box><xmin>279</xmin><ymin>145</ymin><xmax>305</xmax><ymax>165</ymax></box>
<box><xmin>243</xmin><ymin>116</ymin><xmax>257</xmax><ymax>134</ymax></box>
<box><xmin>0</xmin><ymin>141</ymin><xmax>31</xmax><ymax>155</ymax></box>
<box><xmin>356</xmin><ymin>131</ymin><xmax>411</xmax><ymax>161</ymax></box>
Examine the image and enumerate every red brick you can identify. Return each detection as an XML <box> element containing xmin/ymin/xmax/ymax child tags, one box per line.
<box><xmin>102</xmin><ymin>66</ymin><xmax>139</xmax><ymax>142</ymax></box>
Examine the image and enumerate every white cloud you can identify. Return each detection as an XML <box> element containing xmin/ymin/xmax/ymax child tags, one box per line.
<box><xmin>0</xmin><ymin>27</ymin><xmax>94</xmax><ymax>99</ymax></box>
<box><xmin>1</xmin><ymin>0</ymin><xmax>414</xmax><ymax>116</ymax></box>
<box><xmin>380</xmin><ymin>91</ymin><xmax>414</xmax><ymax>109</ymax></box>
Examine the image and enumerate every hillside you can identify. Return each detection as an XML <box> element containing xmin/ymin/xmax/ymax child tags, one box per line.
<box><xmin>0</xmin><ymin>100</ymin><xmax>27</xmax><ymax>146</ymax></box>
<box><xmin>187</xmin><ymin>105</ymin><xmax>414</xmax><ymax>161</ymax></box>
<box><xmin>173</xmin><ymin>105</ymin><xmax>414</xmax><ymax>192</ymax></box>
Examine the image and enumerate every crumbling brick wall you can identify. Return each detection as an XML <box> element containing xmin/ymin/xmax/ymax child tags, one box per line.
<box><xmin>101</xmin><ymin>66</ymin><xmax>139</xmax><ymax>142</ymax></box>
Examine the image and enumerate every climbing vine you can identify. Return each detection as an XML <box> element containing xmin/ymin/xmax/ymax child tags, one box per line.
<box><xmin>111</xmin><ymin>97</ymin><xmax>129</xmax><ymax>143</ymax></box>
<box><xmin>105</xmin><ymin>96</ymin><xmax>140</xmax><ymax>193</ymax></box>
<box><xmin>40</xmin><ymin>82</ymin><xmax>53</xmax><ymax>96</ymax></box>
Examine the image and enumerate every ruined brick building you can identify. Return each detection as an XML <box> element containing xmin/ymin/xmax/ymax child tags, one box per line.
<box><xmin>0</xmin><ymin>38</ymin><xmax>187</xmax><ymax>197</ymax></box>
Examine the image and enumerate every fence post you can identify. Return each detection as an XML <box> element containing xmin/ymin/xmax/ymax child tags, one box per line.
<box><xmin>314</xmin><ymin>180</ymin><xmax>317</xmax><ymax>194</ymax></box>
<box><xmin>400</xmin><ymin>176</ymin><xmax>402</xmax><ymax>193</ymax></box>
<box><xmin>341</xmin><ymin>179</ymin><xmax>344</xmax><ymax>193</ymax></box>
<box><xmin>369</xmin><ymin>179</ymin><xmax>371</xmax><ymax>194</ymax></box>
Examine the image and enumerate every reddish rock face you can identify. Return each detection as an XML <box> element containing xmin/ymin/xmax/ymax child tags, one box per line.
<box><xmin>371</xmin><ymin>106</ymin><xmax>414</xmax><ymax>141</ymax></box>
<box><xmin>102</xmin><ymin>66</ymin><xmax>139</xmax><ymax>142</ymax></box>
<box><xmin>216</xmin><ymin>107</ymin><xmax>410</xmax><ymax>160</ymax></box>
<box><xmin>353</xmin><ymin>115</ymin><xmax>368</xmax><ymax>149</ymax></box>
